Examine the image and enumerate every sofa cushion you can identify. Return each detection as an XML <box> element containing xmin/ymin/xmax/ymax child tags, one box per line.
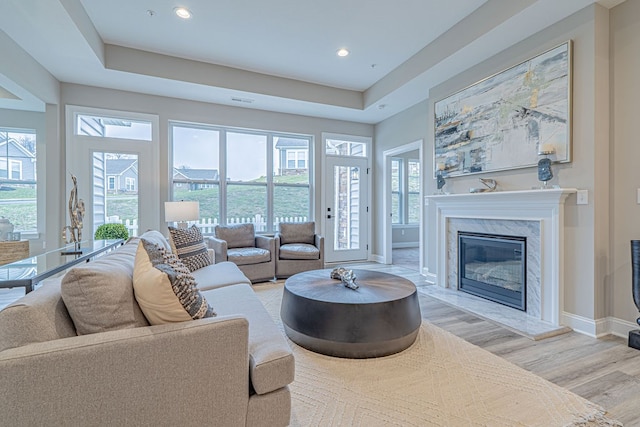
<box><xmin>192</xmin><ymin>261</ymin><xmax>252</xmax><ymax>290</ymax></box>
<box><xmin>133</xmin><ymin>239</ymin><xmax>216</xmax><ymax>325</ymax></box>
<box><xmin>139</xmin><ymin>230</ymin><xmax>173</xmax><ymax>253</ymax></box>
<box><xmin>215</xmin><ymin>223</ymin><xmax>255</xmax><ymax>249</ymax></box>
<box><xmin>202</xmin><ymin>284</ymin><xmax>294</xmax><ymax>395</ymax></box>
<box><xmin>60</xmin><ymin>238</ymin><xmax>149</xmax><ymax>336</ymax></box>
<box><xmin>0</xmin><ymin>279</ymin><xmax>77</xmax><ymax>352</ymax></box>
<box><xmin>279</xmin><ymin>243</ymin><xmax>320</xmax><ymax>260</ymax></box>
<box><xmin>168</xmin><ymin>225</ymin><xmax>212</xmax><ymax>272</ymax></box>
<box><xmin>228</xmin><ymin>247</ymin><xmax>270</xmax><ymax>266</ymax></box>
<box><xmin>278</xmin><ymin>222</ymin><xmax>315</xmax><ymax>245</ymax></box>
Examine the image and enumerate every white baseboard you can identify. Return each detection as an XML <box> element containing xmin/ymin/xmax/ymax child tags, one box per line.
<box><xmin>561</xmin><ymin>312</ymin><xmax>638</xmax><ymax>338</ymax></box>
<box><xmin>422</xmin><ymin>269</ymin><xmax>437</xmax><ymax>284</ymax></box>
<box><xmin>606</xmin><ymin>317</ymin><xmax>638</xmax><ymax>339</ymax></box>
<box><xmin>370</xmin><ymin>253</ymin><xmax>385</xmax><ymax>264</ymax></box>
<box><xmin>392</xmin><ymin>242</ymin><xmax>419</xmax><ymax>249</ymax></box>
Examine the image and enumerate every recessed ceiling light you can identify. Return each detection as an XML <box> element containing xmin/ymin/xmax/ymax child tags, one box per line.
<box><xmin>336</xmin><ymin>48</ymin><xmax>350</xmax><ymax>57</ymax></box>
<box><xmin>174</xmin><ymin>7</ymin><xmax>192</xmax><ymax>19</ymax></box>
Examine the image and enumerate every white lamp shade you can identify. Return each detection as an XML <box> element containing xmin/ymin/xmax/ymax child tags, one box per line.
<box><xmin>164</xmin><ymin>201</ymin><xmax>200</xmax><ymax>222</ymax></box>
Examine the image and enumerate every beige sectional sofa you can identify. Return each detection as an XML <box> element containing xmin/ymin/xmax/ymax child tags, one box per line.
<box><xmin>0</xmin><ymin>231</ymin><xmax>294</xmax><ymax>426</ymax></box>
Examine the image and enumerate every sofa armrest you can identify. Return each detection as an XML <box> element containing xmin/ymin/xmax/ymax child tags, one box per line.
<box><xmin>255</xmin><ymin>235</ymin><xmax>275</xmax><ymax>255</ymax></box>
<box><xmin>0</xmin><ymin>316</ymin><xmax>250</xmax><ymax>426</ymax></box>
<box><xmin>315</xmin><ymin>234</ymin><xmax>325</xmax><ymax>263</ymax></box>
<box><xmin>206</xmin><ymin>236</ymin><xmax>228</xmax><ymax>264</ymax></box>
<box><xmin>274</xmin><ymin>235</ymin><xmax>281</xmax><ymax>259</ymax></box>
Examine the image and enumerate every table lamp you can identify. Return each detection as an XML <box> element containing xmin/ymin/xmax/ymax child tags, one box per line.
<box><xmin>164</xmin><ymin>201</ymin><xmax>200</xmax><ymax>229</ymax></box>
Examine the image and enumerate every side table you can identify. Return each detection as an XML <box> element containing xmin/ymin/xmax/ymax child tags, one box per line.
<box><xmin>0</xmin><ymin>240</ymin><xmax>29</xmax><ymax>266</ymax></box>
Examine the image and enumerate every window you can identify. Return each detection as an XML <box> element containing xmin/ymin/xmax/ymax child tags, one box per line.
<box><xmin>0</xmin><ymin>128</ymin><xmax>37</xmax><ymax>234</ymax></box>
<box><xmin>107</xmin><ymin>176</ymin><xmax>115</xmax><ymax>190</ymax></box>
<box><xmin>125</xmin><ymin>177</ymin><xmax>135</xmax><ymax>191</ymax></box>
<box><xmin>326</xmin><ymin>137</ymin><xmax>367</xmax><ymax>157</ymax></box>
<box><xmin>392</xmin><ymin>157</ymin><xmax>420</xmax><ymax>225</ymax></box>
<box><xmin>170</xmin><ymin>123</ymin><xmax>311</xmax><ymax>232</ymax></box>
<box><xmin>76</xmin><ymin>113</ymin><xmax>152</xmax><ymax>141</ymax></box>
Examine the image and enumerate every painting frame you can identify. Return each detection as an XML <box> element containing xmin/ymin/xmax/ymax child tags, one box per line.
<box><xmin>434</xmin><ymin>41</ymin><xmax>572</xmax><ymax>178</ymax></box>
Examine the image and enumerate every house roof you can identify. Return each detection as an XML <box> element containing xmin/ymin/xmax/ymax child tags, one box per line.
<box><xmin>0</xmin><ymin>139</ymin><xmax>35</xmax><ymax>158</ymax></box>
<box><xmin>173</xmin><ymin>168</ymin><xmax>219</xmax><ymax>181</ymax></box>
<box><xmin>275</xmin><ymin>138</ymin><xmax>309</xmax><ymax>150</ymax></box>
<box><xmin>106</xmin><ymin>158</ymin><xmax>138</xmax><ymax>175</ymax></box>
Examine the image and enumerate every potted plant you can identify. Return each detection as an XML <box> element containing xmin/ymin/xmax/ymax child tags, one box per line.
<box><xmin>94</xmin><ymin>223</ymin><xmax>129</xmax><ymax>241</ymax></box>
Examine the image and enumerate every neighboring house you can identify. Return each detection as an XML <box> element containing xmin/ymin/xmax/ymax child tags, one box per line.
<box><xmin>172</xmin><ymin>168</ymin><xmax>219</xmax><ymax>190</ymax></box>
<box><xmin>105</xmin><ymin>158</ymin><xmax>138</xmax><ymax>193</ymax></box>
<box><xmin>275</xmin><ymin>138</ymin><xmax>308</xmax><ymax>176</ymax></box>
<box><xmin>0</xmin><ymin>139</ymin><xmax>36</xmax><ymax>184</ymax></box>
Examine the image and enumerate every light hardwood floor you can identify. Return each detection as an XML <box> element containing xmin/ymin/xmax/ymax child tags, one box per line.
<box><xmin>372</xmin><ymin>259</ymin><xmax>640</xmax><ymax>426</ymax></box>
<box><xmin>2</xmin><ymin>260</ymin><xmax>639</xmax><ymax>425</ymax></box>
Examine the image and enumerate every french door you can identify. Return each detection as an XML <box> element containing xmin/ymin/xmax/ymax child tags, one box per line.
<box><xmin>324</xmin><ymin>156</ymin><xmax>369</xmax><ymax>262</ymax></box>
<box><xmin>65</xmin><ymin>107</ymin><xmax>160</xmax><ymax>238</ymax></box>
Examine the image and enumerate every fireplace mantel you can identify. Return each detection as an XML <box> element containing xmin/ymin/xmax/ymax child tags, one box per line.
<box><xmin>426</xmin><ymin>188</ymin><xmax>577</xmax><ymax>327</ymax></box>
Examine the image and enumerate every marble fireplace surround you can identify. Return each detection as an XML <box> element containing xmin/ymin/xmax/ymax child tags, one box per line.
<box><xmin>424</xmin><ymin>189</ymin><xmax>576</xmax><ymax>339</ymax></box>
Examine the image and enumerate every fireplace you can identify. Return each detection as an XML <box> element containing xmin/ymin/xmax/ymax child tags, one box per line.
<box><xmin>458</xmin><ymin>232</ymin><xmax>526</xmax><ymax>311</ymax></box>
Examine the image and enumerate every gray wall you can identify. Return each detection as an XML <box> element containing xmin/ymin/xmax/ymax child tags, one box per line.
<box><xmin>611</xmin><ymin>0</ymin><xmax>640</xmax><ymax>327</ymax></box>
<box><xmin>374</xmin><ymin>5</ymin><xmax>614</xmax><ymax>328</ymax></box>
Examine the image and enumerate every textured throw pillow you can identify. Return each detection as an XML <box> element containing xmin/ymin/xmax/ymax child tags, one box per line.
<box><xmin>168</xmin><ymin>225</ymin><xmax>212</xmax><ymax>272</ymax></box>
<box><xmin>133</xmin><ymin>239</ymin><xmax>216</xmax><ymax>325</ymax></box>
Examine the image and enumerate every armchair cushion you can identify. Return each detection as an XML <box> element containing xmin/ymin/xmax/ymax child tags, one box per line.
<box><xmin>215</xmin><ymin>223</ymin><xmax>256</xmax><ymax>249</ymax></box>
<box><xmin>228</xmin><ymin>247</ymin><xmax>271</xmax><ymax>266</ymax></box>
<box><xmin>133</xmin><ymin>239</ymin><xmax>216</xmax><ymax>325</ymax></box>
<box><xmin>279</xmin><ymin>243</ymin><xmax>320</xmax><ymax>260</ymax></box>
<box><xmin>278</xmin><ymin>222</ymin><xmax>315</xmax><ymax>245</ymax></box>
<box><xmin>168</xmin><ymin>225</ymin><xmax>212</xmax><ymax>272</ymax></box>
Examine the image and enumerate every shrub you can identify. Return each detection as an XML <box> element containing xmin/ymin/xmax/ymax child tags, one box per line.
<box><xmin>94</xmin><ymin>223</ymin><xmax>129</xmax><ymax>240</ymax></box>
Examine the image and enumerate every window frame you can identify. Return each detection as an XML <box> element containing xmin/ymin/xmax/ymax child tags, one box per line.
<box><xmin>169</xmin><ymin>121</ymin><xmax>313</xmax><ymax>233</ymax></box>
<box><xmin>392</xmin><ymin>156</ymin><xmax>420</xmax><ymax>225</ymax></box>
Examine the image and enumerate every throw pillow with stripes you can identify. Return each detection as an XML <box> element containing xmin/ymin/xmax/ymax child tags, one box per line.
<box><xmin>168</xmin><ymin>225</ymin><xmax>212</xmax><ymax>272</ymax></box>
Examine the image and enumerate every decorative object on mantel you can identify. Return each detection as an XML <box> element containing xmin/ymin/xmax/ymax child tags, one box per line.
<box><xmin>537</xmin><ymin>144</ymin><xmax>555</xmax><ymax>188</ymax></box>
<box><xmin>0</xmin><ymin>217</ymin><xmax>14</xmax><ymax>241</ymax></box>
<box><xmin>629</xmin><ymin>240</ymin><xmax>640</xmax><ymax>350</ymax></box>
<box><xmin>469</xmin><ymin>178</ymin><xmax>497</xmax><ymax>193</ymax></box>
<box><xmin>434</xmin><ymin>41</ymin><xmax>571</xmax><ymax>178</ymax></box>
<box><xmin>436</xmin><ymin>170</ymin><xmax>447</xmax><ymax>194</ymax></box>
<box><xmin>330</xmin><ymin>267</ymin><xmax>359</xmax><ymax>290</ymax></box>
<box><xmin>61</xmin><ymin>173</ymin><xmax>85</xmax><ymax>255</ymax></box>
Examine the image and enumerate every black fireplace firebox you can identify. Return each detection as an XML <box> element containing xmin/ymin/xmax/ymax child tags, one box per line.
<box><xmin>458</xmin><ymin>232</ymin><xmax>526</xmax><ymax>311</ymax></box>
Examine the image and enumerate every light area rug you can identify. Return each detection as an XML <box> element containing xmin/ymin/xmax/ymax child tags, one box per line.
<box><xmin>253</xmin><ymin>282</ymin><xmax>622</xmax><ymax>427</ymax></box>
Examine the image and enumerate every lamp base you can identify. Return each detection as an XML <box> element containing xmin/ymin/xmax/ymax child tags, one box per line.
<box><xmin>630</xmin><ymin>330</ymin><xmax>640</xmax><ymax>350</ymax></box>
<box><xmin>177</xmin><ymin>221</ymin><xmax>188</xmax><ymax>229</ymax></box>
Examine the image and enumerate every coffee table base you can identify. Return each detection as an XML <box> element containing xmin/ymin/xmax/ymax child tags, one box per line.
<box><xmin>284</xmin><ymin>324</ymin><xmax>420</xmax><ymax>359</ymax></box>
<box><xmin>281</xmin><ymin>269</ymin><xmax>422</xmax><ymax>358</ymax></box>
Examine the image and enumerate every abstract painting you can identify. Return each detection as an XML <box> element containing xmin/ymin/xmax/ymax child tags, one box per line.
<box><xmin>434</xmin><ymin>41</ymin><xmax>571</xmax><ymax>177</ymax></box>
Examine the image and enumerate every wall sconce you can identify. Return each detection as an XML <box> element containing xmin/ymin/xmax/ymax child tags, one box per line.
<box><xmin>164</xmin><ymin>201</ymin><xmax>200</xmax><ymax>229</ymax></box>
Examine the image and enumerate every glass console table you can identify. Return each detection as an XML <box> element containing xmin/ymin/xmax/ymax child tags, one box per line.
<box><xmin>0</xmin><ymin>239</ymin><xmax>124</xmax><ymax>293</ymax></box>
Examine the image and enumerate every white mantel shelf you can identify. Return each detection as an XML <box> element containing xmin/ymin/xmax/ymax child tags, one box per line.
<box><xmin>425</xmin><ymin>188</ymin><xmax>578</xmax><ymax>206</ymax></box>
<box><xmin>426</xmin><ymin>188</ymin><xmax>577</xmax><ymax>329</ymax></box>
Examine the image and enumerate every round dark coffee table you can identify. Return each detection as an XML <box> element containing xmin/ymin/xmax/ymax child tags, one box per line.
<box><xmin>280</xmin><ymin>269</ymin><xmax>422</xmax><ymax>358</ymax></box>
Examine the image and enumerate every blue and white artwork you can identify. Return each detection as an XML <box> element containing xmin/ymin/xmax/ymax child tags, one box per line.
<box><xmin>434</xmin><ymin>42</ymin><xmax>571</xmax><ymax>177</ymax></box>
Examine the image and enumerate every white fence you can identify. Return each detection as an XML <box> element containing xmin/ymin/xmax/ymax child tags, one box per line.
<box><xmin>107</xmin><ymin>214</ymin><xmax>308</xmax><ymax>237</ymax></box>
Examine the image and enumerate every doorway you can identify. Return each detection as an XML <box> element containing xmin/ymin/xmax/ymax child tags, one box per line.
<box><xmin>383</xmin><ymin>140</ymin><xmax>422</xmax><ymax>269</ymax></box>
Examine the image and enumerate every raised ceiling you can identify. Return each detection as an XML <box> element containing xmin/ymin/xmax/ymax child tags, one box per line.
<box><xmin>0</xmin><ymin>0</ymin><xmax>626</xmax><ymax>123</ymax></box>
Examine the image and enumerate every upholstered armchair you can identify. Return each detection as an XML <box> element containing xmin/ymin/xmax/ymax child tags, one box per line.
<box><xmin>275</xmin><ymin>221</ymin><xmax>324</xmax><ymax>279</ymax></box>
<box><xmin>208</xmin><ymin>223</ymin><xmax>276</xmax><ymax>283</ymax></box>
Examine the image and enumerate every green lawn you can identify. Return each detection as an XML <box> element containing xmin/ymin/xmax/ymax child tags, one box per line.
<box><xmin>0</xmin><ymin>181</ymin><xmax>310</xmax><ymax>232</ymax></box>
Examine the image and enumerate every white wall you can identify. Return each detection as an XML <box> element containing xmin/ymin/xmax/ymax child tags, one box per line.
<box><xmin>374</xmin><ymin>5</ymin><xmax>614</xmax><ymax>328</ymax></box>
